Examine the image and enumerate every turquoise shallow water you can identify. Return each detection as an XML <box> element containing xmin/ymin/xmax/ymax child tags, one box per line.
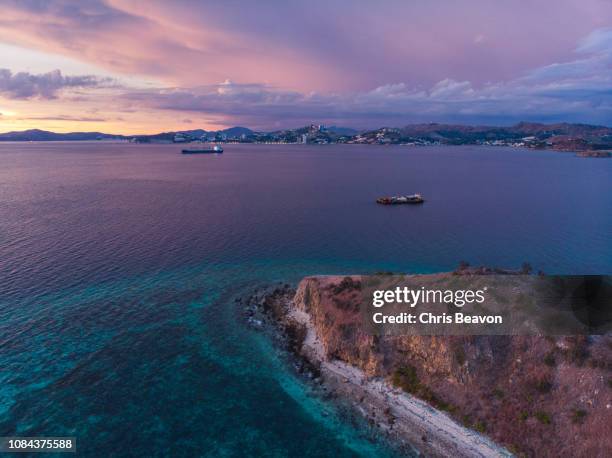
<box><xmin>1</xmin><ymin>260</ymin><xmax>401</xmax><ymax>457</ymax></box>
<box><xmin>0</xmin><ymin>143</ymin><xmax>610</xmax><ymax>456</ymax></box>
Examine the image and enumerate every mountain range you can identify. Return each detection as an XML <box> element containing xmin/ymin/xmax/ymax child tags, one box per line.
<box><xmin>1</xmin><ymin>122</ymin><xmax>611</xmax><ymax>151</ymax></box>
<box><xmin>0</xmin><ymin>126</ymin><xmax>256</xmax><ymax>142</ymax></box>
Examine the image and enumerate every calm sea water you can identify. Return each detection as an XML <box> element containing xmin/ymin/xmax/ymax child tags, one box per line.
<box><xmin>0</xmin><ymin>142</ymin><xmax>610</xmax><ymax>456</ymax></box>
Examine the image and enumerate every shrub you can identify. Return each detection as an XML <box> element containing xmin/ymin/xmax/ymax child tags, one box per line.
<box><xmin>454</xmin><ymin>347</ymin><xmax>466</xmax><ymax>366</ymax></box>
<box><xmin>392</xmin><ymin>365</ymin><xmax>454</xmax><ymax>412</ymax></box>
<box><xmin>509</xmin><ymin>444</ymin><xmax>526</xmax><ymax>457</ymax></box>
<box><xmin>436</xmin><ymin>399</ymin><xmax>457</xmax><ymax>413</ymax></box>
<box><xmin>588</xmin><ymin>358</ymin><xmax>609</xmax><ymax>369</ymax></box>
<box><xmin>519</xmin><ymin>411</ymin><xmax>529</xmax><ymax>421</ymax></box>
<box><xmin>392</xmin><ymin>365</ymin><xmax>420</xmax><ymax>394</ymax></box>
<box><xmin>535</xmin><ymin>379</ymin><xmax>553</xmax><ymax>394</ymax></box>
<box><xmin>474</xmin><ymin>420</ymin><xmax>487</xmax><ymax>433</ymax></box>
<box><xmin>492</xmin><ymin>388</ymin><xmax>505</xmax><ymax>399</ymax></box>
<box><xmin>565</xmin><ymin>336</ymin><xmax>590</xmax><ymax>366</ymax></box>
<box><xmin>535</xmin><ymin>411</ymin><xmax>551</xmax><ymax>424</ymax></box>
<box><xmin>332</xmin><ymin>276</ymin><xmax>361</xmax><ymax>294</ymax></box>
<box><xmin>332</xmin><ymin>296</ymin><xmax>359</xmax><ymax>311</ymax></box>
<box><xmin>543</xmin><ymin>352</ymin><xmax>556</xmax><ymax>367</ymax></box>
<box><xmin>571</xmin><ymin>409</ymin><xmax>587</xmax><ymax>424</ymax></box>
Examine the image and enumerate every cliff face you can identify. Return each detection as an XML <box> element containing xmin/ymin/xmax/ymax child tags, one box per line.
<box><xmin>293</xmin><ymin>276</ymin><xmax>612</xmax><ymax>458</ymax></box>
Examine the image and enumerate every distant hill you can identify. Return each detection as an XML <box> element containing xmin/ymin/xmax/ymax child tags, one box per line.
<box><xmin>394</xmin><ymin>122</ymin><xmax>612</xmax><ymax>141</ymax></box>
<box><xmin>0</xmin><ymin>129</ymin><xmax>123</xmax><ymax>141</ymax></box>
<box><xmin>177</xmin><ymin>129</ymin><xmax>208</xmax><ymax>137</ymax></box>
<box><xmin>326</xmin><ymin>126</ymin><xmax>359</xmax><ymax>136</ymax></box>
<box><xmin>351</xmin><ymin>122</ymin><xmax>612</xmax><ymax>149</ymax></box>
<box><xmin>0</xmin><ymin>126</ymin><xmax>255</xmax><ymax>142</ymax></box>
<box><xmin>1</xmin><ymin>123</ymin><xmax>610</xmax><ymax>151</ymax></box>
<box><xmin>218</xmin><ymin>126</ymin><xmax>253</xmax><ymax>137</ymax></box>
<box><xmin>509</xmin><ymin>122</ymin><xmax>612</xmax><ymax>138</ymax></box>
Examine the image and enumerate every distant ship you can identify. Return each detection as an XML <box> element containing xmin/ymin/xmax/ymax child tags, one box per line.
<box><xmin>376</xmin><ymin>194</ymin><xmax>424</xmax><ymax>205</ymax></box>
<box><xmin>181</xmin><ymin>145</ymin><xmax>223</xmax><ymax>154</ymax></box>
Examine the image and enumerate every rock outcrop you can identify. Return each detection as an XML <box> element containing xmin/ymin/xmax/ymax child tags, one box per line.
<box><xmin>285</xmin><ymin>275</ymin><xmax>612</xmax><ymax>457</ymax></box>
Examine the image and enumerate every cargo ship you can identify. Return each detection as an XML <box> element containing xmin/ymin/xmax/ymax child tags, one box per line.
<box><xmin>181</xmin><ymin>145</ymin><xmax>223</xmax><ymax>154</ymax></box>
<box><xmin>376</xmin><ymin>194</ymin><xmax>424</xmax><ymax>205</ymax></box>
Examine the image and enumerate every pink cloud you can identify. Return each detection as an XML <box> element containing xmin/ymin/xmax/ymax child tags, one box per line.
<box><xmin>0</xmin><ymin>1</ymin><xmax>610</xmax><ymax>129</ymax></box>
<box><xmin>1</xmin><ymin>0</ymin><xmax>611</xmax><ymax>92</ymax></box>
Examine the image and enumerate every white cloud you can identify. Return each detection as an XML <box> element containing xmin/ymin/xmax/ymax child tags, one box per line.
<box><xmin>576</xmin><ymin>27</ymin><xmax>612</xmax><ymax>54</ymax></box>
<box><xmin>429</xmin><ymin>79</ymin><xmax>474</xmax><ymax>98</ymax></box>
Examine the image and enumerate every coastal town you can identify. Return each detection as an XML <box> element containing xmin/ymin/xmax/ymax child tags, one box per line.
<box><xmin>1</xmin><ymin>122</ymin><xmax>611</xmax><ymax>155</ymax></box>
<box><xmin>138</xmin><ymin>121</ymin><xmax>612</xmax><ymax>155</ymax></box>
<box><xmin>155</xmin><ymin>122</ymin><xmax>612</xmax><ymax>154</ymax></box>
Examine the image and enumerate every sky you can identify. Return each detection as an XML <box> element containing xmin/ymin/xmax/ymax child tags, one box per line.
<box><xmin>0</xmin><ymin>0</ymin><xmax>611</xmax><ymax>134</ymax></box>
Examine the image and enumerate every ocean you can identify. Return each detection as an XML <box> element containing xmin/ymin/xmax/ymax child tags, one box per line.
<box><xmin>0</xmin><ymin>142</ymin><xmax>610</xmax><ymax>456</ymax></box>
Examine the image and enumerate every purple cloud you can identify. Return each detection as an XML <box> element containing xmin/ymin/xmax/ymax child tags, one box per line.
<box><xmin>0</xmin><ymin>2</ymin><xmax>610</xmax><ymax>128</ymax></box>
<box><xmin>2</xmin><ymin>0</ymin><xmax>612</xmax><ymax>92</ymax></box>
<box><xmin>0</xmin><ymin>68</ymin><xmax>106</xmax><ymax>99</ymax></box>
<box><xmin>116</xmin><ymin>27</ymin><xmax>612</xmax><ymax>129</ymax></box>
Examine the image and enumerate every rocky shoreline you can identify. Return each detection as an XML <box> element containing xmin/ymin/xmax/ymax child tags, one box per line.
<box><xmin>240</xmin><ymin>275</ymin><xmax>612</xmax><ymax>458</ymax></box>
<box><xmin>240</xmin><ymin>282</ymin><xmax>512</xmax><ymax>457</ymax></box>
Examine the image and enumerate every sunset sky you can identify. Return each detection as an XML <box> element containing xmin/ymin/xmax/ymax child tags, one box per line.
<box><xmin>0</xmin><ymin>0</ymin><xmax>611</xmax><ymax>134</ymax></box>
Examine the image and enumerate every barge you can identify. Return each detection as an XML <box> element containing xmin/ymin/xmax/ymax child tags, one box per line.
<box><xmin>376</xmin><ymin>194</ymin><xmax>424</xmax><ymax>205</ymax></box>
<box><xmin>182</xmin><ymin>145</ymin><xmax>223</xmax><ymax>154</ymax></box>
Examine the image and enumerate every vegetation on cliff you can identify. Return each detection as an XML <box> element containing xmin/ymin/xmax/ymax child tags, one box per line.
<box><xmin>291</xmin><ymin>275</ymin><xmax>612</xmax><ymax>457</ymax></box>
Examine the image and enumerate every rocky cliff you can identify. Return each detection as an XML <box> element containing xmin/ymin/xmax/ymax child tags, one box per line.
<box><xmin>286</xmin><ymin>275</ymin><xmax>612</xmax><ymax>457</ymax></box>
